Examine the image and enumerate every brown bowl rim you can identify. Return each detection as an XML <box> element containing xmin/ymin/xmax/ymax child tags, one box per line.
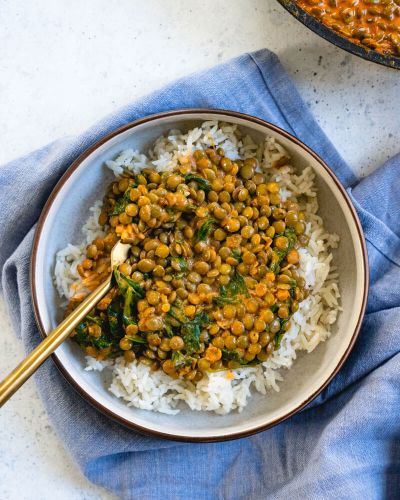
<box><xmin>31</xmin><ymin>108</ymin><xmax>369</xmax><ymax>442</ymax></box>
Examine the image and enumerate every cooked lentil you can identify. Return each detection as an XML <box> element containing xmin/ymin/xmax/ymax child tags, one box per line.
<box><xmin>68</xmin><ymin>148</ymin><xmax>309</xmax><ymax>381</ymax></box>
<box><xmin>297</xmin><ymin>0</ymin><xmax>400</xmax><ymax>56</ymax></box>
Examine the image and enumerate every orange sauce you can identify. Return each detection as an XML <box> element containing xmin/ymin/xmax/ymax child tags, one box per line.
<box><xmin>296</xmin><ymin>0</ymin><xmax>400</xmax><ymax>56</ymax></box>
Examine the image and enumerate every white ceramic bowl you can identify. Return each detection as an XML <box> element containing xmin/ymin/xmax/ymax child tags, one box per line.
<box><xmin>31</xmin><ymin>110</ymin><xmax>368</xmax><ymax>441</ymax></box>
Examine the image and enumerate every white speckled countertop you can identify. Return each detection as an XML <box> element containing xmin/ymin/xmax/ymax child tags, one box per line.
<box><xmin>0</xmin><ymin>0</ymin><xmax>399</xmax><ymax>498</ymax></box>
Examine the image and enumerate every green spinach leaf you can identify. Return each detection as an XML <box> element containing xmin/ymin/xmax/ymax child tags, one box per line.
<box><xmin>221</xmin><ymin>349</ymin><xmax>257</xmax><ymax>366</ymax></box>
<box><xmin>184</xmin><ymin>174</ymin><xmax>211</xmax><ymax>192</ymax></box>
<box><xmin>74</xmin><ymin>321</ymin><xmax>88</xmax><ymax>345</ymax></box>
<box><xmin>181</xmin><ymin>312</ymin><xmax>209</xmax><ymax>354</ymax></box>
<box><xmin>285</xmin><ymin>227</ymin><xmax>297</xmax><ymax>249</ymax></box>
<box><xmin>91</xmin><ymin>335</ymin><xmax>114</xmax><ymax>350</ymax></box>
<box><xmin>195</xmin><ymin>218</ymin><xmax>215</xmax><ymax>241</ymax></box>
<box><xmin>125</xmin><ymin>335</ymin><xmax>147</xmax><ymax>344</ymax></box>
<box><xmin>171</xmin><ymin>351</ymin><xmax>194</xmax><ymax>369</ymax></box>
<box><xmin>86</xmin><ymin>315</ymin><xmax>102</xmax><ymax>326</ymax></box>
<box><xmin>107</xmin><ymin>301</ymin><xmax>120</xmax><ymax>336</ymax></box>
<box><xmin>274</xmin><ymin>319</ymin><xmax>289</xmax><ymax>348</ymax></box>
<box><xmin>231</xmin><ymin>248</ymin><xmax>242</xmax><ymax>262</ymax></box>
<box><xmin>171</xmin><ymin>256</ymin><xmax>188</xmax><ymax>272</ymax></box>
<box><xmin>113</xmin><ymin>268</ymin><xmax>145</xmax><ymax>299</ymax></box>
<box><xmin>213</xmin><ymin>271</ymin><xmax>249</xmax><ymax>307</ymax></box>
<box><xmin>109</xmin><ymin>188</ymin><xmax>132</xmax><ymax>216</ymax></box>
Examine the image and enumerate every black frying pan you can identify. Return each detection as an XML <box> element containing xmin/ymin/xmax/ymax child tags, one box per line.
<box><xmin>277</xmin><ymin>0</ymin><xmax>400</xmax><ymax>70</ymax></box>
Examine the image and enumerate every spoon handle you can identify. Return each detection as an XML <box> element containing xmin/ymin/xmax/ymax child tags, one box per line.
<box><xmin>0</xmin><ymin>277</ymin><xmax>111</xmax><ymax>407</ymax></box>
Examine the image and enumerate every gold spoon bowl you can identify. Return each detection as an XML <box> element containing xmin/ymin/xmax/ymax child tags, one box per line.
<box><xmin>0</xmin><ymin>241</ymin><xmax>130</xmax><ymax>407</ymax></box>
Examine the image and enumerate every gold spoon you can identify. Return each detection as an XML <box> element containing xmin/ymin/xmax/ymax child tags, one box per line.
<box><xmin>0</xmin><ymin>241</ymin><xmax>130</xmax><ymax>407</ymax></box>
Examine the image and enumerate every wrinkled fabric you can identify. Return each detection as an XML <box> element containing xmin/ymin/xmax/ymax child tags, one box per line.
<box><xmin>0</xmin><ymin>49</ymin><xmax>399</xmax><ymax>499</ymax></box>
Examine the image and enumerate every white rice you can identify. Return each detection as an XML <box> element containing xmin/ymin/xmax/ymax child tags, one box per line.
<box><xmin>55</xmin><ymin>121</ymin><xmax>341</xmax><ymax>415</ymax></box>
<box><xmin>54</xmin><ymin>201</ymin><xmax>107</xmax><ymax>300</ymax></box>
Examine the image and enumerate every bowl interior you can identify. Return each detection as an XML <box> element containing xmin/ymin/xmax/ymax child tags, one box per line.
<box><xmin>32</xmin><ymin>111</ymin><xmax>367</xmax><ymax>440</ymax></box>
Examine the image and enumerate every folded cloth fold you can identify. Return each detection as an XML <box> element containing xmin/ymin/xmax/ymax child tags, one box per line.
<box><xmin>1</xmin><ymin>49</ymin><xmax>399</xmax><ymax>499</ymax></box>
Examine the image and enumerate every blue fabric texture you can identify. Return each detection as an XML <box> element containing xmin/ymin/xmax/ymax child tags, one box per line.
<box><xmin>0</xmin><ymin>49</ymin><xmax>399</xmax><ymax>499</ymax></box>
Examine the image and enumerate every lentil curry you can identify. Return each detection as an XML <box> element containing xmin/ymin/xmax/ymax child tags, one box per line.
<box><xmin>68</xmin><ymin>147</ymin><xmax>309</xmax><ymax>382</ymax></box>
<box><xmin>296</xmin><ymin>0</ymin><xmax>400</xmax><ymax>56</ymax></box>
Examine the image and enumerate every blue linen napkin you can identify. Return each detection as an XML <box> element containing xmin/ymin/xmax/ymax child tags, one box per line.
<box><xmin>1</xmin><ymin>49</ymin><xmax>399</xmax><ymax>499</ymax></box>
